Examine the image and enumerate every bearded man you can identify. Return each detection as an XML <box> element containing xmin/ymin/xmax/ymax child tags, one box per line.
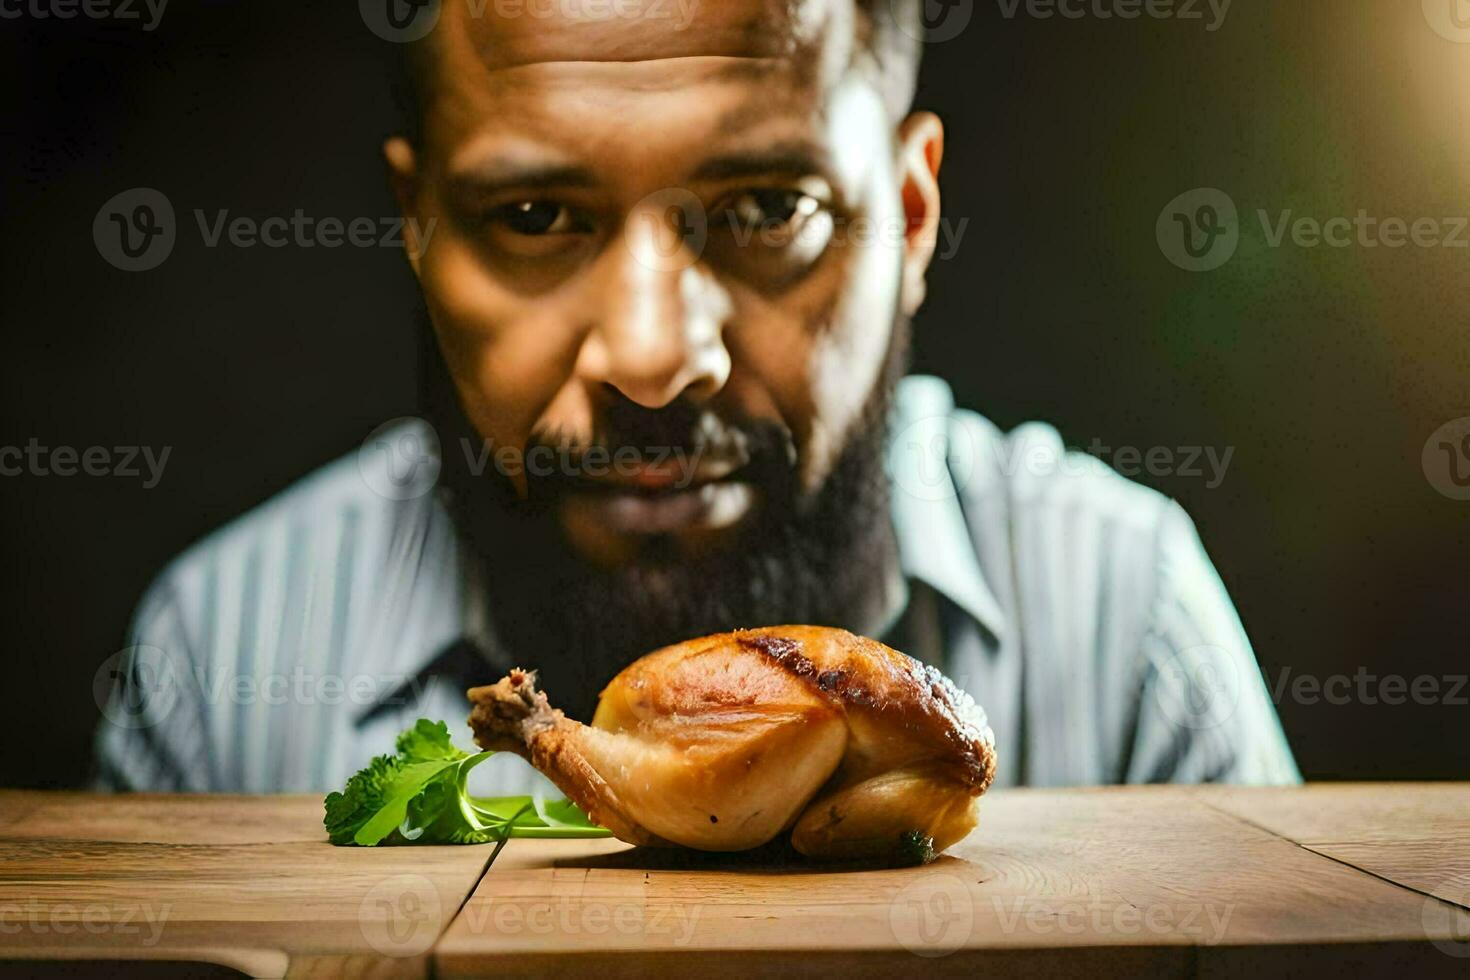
<box><xmin>94</xmin><ymin>0</ymin><xmax>1297</xmax><ymax>792</ymax></box>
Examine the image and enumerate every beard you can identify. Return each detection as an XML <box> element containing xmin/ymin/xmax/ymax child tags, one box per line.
<box><xmin>422</xmin><ymin>311</ymin><xmax>911</xmax><ymax>722</ymax></box>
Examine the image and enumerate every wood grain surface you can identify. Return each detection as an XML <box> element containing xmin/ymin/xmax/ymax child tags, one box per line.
<box><xmin>435</xmin><ymin>785</ymin><xmax>1470</xmax><ymax>978</ymax></box>
<box><xmin>2</xmin><ymin>786</ymin><xmax>1467</xmax><ymax>979</ymax></box>
<box><xmin>1196</xmin><ymin>783</ymin><xmax>1470</xmax><ymax>901</ymax></box>
<box><xmin>0</xmin><ymin>792</ymin><xmax>495</xmax><ymax>979</ymax></box>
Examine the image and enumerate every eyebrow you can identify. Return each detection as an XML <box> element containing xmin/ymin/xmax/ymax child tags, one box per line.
<box><xmin>446</xmin><ymin>162</ymin><xmax>599</xmax><ymax>197</ymax></box>
<box><xmin>689</xmin><ymin>142</ymin><xmax>835</xmax><ymax>183</ymax></box>
<box><xmin>446</xmin><ymin>139</ymin><xmax>836</xmax><ymax>198</ymax></box>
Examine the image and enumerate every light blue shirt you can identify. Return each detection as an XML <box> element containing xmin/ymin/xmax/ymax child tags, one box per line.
<box><xmin>94</xmin><ymin>375</ymin><xmax>1299</xmax><ymax>793</ymax></box>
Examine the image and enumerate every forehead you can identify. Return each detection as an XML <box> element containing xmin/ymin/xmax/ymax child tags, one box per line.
<box><xmin>435</xmin><ymin>0</ymin><xmax>852</xmax><ymax>69</ymax></box>
<box><xmin>417</xmin><ymin>0</ymin><xmax>873</xmax><ymax>168</ymax></box>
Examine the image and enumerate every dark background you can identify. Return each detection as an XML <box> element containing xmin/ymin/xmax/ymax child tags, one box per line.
<box><xmin>2</xmin><ymin>1</ymin><xmax>1466</xmax><ymax>787</ymax></box>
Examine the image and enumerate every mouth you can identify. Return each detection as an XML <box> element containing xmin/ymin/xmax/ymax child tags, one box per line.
<box><xmin>557</xmin><ymin>459</ymin><xmax>756</xmax><ymax>536</ymax></box>
<box><xmin>574</xmin><ymin>480</ymin><xmax>756</xmax><ymax>535</ymax></box>
<box><xmin>599</xmin><ymin>456</ymin><xmax>743</xmax><ymax>492</ymax></box>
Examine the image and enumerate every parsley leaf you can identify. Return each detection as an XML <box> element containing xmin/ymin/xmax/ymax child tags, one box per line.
<box><xmin>323</xmin><ymin>718</ymin><xmax>610</xmax><ymax>846</ymax></box>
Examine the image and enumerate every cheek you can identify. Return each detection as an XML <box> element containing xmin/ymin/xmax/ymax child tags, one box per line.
<box><xmin>807</xmin><ymin>213</ymin><xmax>903</xmax><ymax>473</ymax></box>
<box><xmin>796</xmin><ymin>80</ymin><xmax>906</xmax><ymax>482</ymax></box>
<box><xmin>725</xmin><ymin>212</ymin><xmax>903</xmax><ymax>492</ymax></box>
<box><xmin>419</xmin><ymin>234</ymin><xmax>587</xmax><ymax>451</ymax></box>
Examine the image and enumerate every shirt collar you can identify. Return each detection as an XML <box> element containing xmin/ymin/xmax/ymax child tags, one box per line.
<box><xmin>887</xmin><ymin>375</ymin><xmax>1008</xmax><ymax>644</ymax></box>
<box><xmin>352</xmin><ymin>487</ymin><xmax>508</xmax><ymax>727</ymax></box>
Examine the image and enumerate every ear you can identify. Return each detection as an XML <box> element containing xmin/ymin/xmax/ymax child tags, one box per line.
<box><xmin>896</xmin><ymin>111</ymin><xmax>945</xmax><ymax>316</ymax></box>
<box><xmin>383</xmin><ymin>136</ymin><xmax>426</xmax><ymax>277</ymax></box>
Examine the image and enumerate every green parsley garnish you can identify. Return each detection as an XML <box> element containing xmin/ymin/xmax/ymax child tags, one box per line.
<box><xmin>324</xmin><ymin>719</ymin><xmax>609</xmax><ymax>846</ymax></box>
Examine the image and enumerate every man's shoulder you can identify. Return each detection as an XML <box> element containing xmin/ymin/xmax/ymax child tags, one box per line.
<box><xmin>102</xmin><ymin>421</ymin><xmax>467</xmax><ymax>792</ymax></box>
<box><xmin>958</xmin><ymin>411</ymin><xmax>1183</xmax><ymax>535</ymax></box>
<box><xmin>891</xmin><ymin>374</ymin><xmax>1204</xmax><ymax>663</ymax></box>
<box><xmin>896</xmin><ymin>375</ymin><xmax>1184</xmax><ymax>543</ymax></box>
<box><xmin>955</xmin><ymin>406</ymin><xmax>1193</xmax><ymax>627</ymax></box>
<box><xmin>143</xmin><ymin>420</ymin><xmax>438</xmax><ymax>617</ymax></box>
<box><xmin>899</xmin><ymin>379</ymin><xmax>1300</xmax><ymax>786</ymax></box>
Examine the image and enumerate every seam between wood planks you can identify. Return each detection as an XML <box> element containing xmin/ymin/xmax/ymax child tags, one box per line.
<box><xmin>1192</xmin><ymin>797</ymin><xmax>1470</xmax><ymax>915</ymax></box>
<box><xmin>440</xmin><ymin>846</ymin><xmax>506</xmax><ymax>938</ymax></box>
<box><xmin>429</xmin><ymin>837</ymin><xmax>524</xmax><ymax>976</ymax></box>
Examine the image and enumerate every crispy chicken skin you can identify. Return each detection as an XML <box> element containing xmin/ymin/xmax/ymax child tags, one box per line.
<box><xmin>467</xmin><ymin>625</ymin><xmax>997</xmax><ymax>862</ymax></box>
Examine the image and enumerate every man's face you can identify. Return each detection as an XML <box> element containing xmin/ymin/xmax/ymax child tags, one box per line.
<box><xmin>388</xmin><ymin>0</ymin><xmax>944</xmax><ymax>570</ymax></box>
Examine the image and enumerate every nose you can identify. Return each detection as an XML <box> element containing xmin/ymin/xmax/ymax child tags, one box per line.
<box><xmin>575</xmin><ymin>199</ymin><xmax>732</xmax><ymax>409</ymax></box>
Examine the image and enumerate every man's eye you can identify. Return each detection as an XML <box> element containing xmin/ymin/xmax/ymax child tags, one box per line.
<box><xmin>488</xmin><ymin>201</ymin><xmax>586</xmax><ymax>236</ymax></box>
<box><xmin>706</xmin><ymin>186</ymin><xmax>835</xmax><ymax>290</ymax></box>
<box><xmin>726</xmin><ymin>189</ymin><xmax>819</xmax><ymax>229</ymax></box>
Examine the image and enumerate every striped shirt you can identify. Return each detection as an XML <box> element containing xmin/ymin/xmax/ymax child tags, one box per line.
<box><xmin>93</xmin><ymin>375</ymin><xmax>1300</xmax><ymax>794</ymax></box>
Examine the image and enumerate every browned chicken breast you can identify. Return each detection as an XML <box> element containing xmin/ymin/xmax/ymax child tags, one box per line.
<box><xmin>467</xmin><ymin>625</ymin><xmax>996</xmax><ymax>863</ymax></box>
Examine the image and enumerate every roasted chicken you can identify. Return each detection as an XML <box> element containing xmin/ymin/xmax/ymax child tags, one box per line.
<box><xmin>467</xmin><ymin>625</ymin><xmax>996</xmax><ymax>863</ymax></box>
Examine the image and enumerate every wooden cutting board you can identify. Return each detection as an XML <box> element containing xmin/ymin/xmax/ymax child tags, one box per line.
<box><xmin>434</xmin><ymin>784</ymin><xmax>1470</xmax><ymax>978</ymax></box>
